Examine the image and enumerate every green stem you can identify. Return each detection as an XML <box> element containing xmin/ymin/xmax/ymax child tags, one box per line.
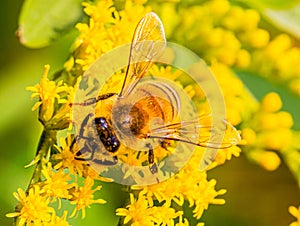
<box><xmin>13</xmin><ymin>129</ymin><xmax>57</xmax><ymax>226</ymax></box>
<box><xmin>117</xmin><ymin>217</ymin><xmax>123</xmax><ymax>226</ymax></box>
<box><xmin>28</xmin><ymin>129</ymin><xmax>57</xmax><ymax>187</ymax></box>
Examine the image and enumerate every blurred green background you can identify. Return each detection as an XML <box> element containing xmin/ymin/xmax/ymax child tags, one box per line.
<box><xmin>0</xmin><ymin>0</ymin><xmax>76</xmax><ymax>225</ymax></box>
<box><xmin>1</xmin><ymin>0</ymin><xmax>300</xmax><ymax>226</ymax></box>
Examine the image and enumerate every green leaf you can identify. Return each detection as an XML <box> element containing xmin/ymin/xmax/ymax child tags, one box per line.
<box><xmin>17</xmin><ymin>0</ymin><xmax>83</xmax><ymax>48</ymax></box>
<box><xmin>242</xmin><ymin>0</ymin><xmax>300</xmax><ymax>39</ymax></box>
<box><xmin>236</xmin><ymin>71</ymin><xmax>300</xmax><ymax>130</ymax></box>
<box><xmin>264</xmin><ymin>3</ymin><xmax>300</xmax><ymax>39</ymax></box>
<box><xmin>243</xmin><ymin>0</ymin><xmax>300</xmax><ymax>9</ymax></box>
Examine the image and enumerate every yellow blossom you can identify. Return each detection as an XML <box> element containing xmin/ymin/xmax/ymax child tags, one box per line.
<box><xmin>209</xmin><ymin>0</ymin><xmax>230</xmax><ymax>16</ymax></box>
<box><xmin>214</xmin><ymin>146</ymin><xmax>241</xmax><ymax>165</ymax></box>
<box><xmin>74</xmin><ymin>0</ymin><xmax>150</xmax><ymax>71</ymax></box>
<box><xmin>45</xmin><ymin>211</ymin><xmax>71</xmax><ymax>226</ymax></box>
<box><xmin>247</xmin><ymin>28</ymin><xmax>270</xmax><ymax>48</ymax></box>
<box><xmin>240</xmin><ymin>90</ymin><xmax>295</xmax><ymax>171</ymax></box>
<box><xmin>117</xmin><ymin>193</ymin><xmax>156</xmax><ymax>225</ymax></box>
<box><xmin>41</xmin><ymin>163</ymin><xmax>74</xmax><ymax>204</ymax></box>
<box><xmin>261</xmin><ymin>129</ymin><xmax>293</xmax><ymax>150</ymax></box>
<box><xmin>277</xmin><ymin>111</ymin><xmax>294</xmax><ymax>128</ymax></box>
<box><xmin>53</xmin><ymin>134</ymin><xmax>87</xmax><ymax>176</ymax></box>
<box><xmin>14</xmin><ymin>0</ymin><xmax>292</xmax><ymax>225</ymax></box>
<box><xmin>6</xmin><ymin>186</ymin><xmax>54</xmax><ymax>225</ymax></box>
<box><xmin>235</xmin><ymin>49</ymin><xmax>251</xmax><ymax>68</ymax></box>
<box><xmin>116</xmin><ymin>193</ymin><xmax>183</xmax><ymax>225</ymax></box>
<box><xmin>261</xmin><ymin>92</ymin><xmax>282</xmax><ymax>113</ymax></box>
<box><xmin>289</xmin><ymin>206</ymin><xmax>300</xmax><ymax>226</ymax></box>
<box><xmin>265</xmin><ymin>34</ymin><xmax>292</xmax><ymax>61</ymax></box>
<box><xmin>242</xmin><ymin>128</ymin><xmax>256</xmax><ymax>145</ymax></box>
<box><xmin>251</xmin><ymin>32</ymin><xmax>300</xmax><ymax>96</ymax></box>
<box><xmin>289</xmin><ymin>79</ymin><xmax>300</xmax><ymax>96</ymax></box>
<box><xmin>248</xmin><ymin>149</ymin><xmax>281</xmax><ymax>171</ymax></box>
<box><xmin>27</xmin><ymin>65</ymin><xmax>67</xmax><ymax>122</ymax></box>
<box><xmin>130</xmin><ymin>154</ymin><xmax>227</xmax><ymax>221</ymax></box>
<box><xmin>70</xmin><ymin>177</ymin><xmax>106</xmax><ymax>219</ymax></box>
<box><xmin>175</xmin><ymin>216</ymin><xmax>190</xmax><ymax>226</ymax></box>
<box><xmin>210</xmin><ymin>62</ymin><xmax>258</xmax><ymax>125</ymax></box>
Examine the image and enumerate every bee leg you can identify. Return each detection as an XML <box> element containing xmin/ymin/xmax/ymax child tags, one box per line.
<box><xmin>160</xmin><ymin>139</ymin><xmax>171</xmax><ymax>151</ymax></box>
<box><xmin>70</xmin><ymin>135</ymin><xmax>86</xmax><ymax>160</ymax></box>
<box><xmin>80</xmin><ymin>113</ymin><xmax>94</xmax><ymax>136</ymax></box>
<box><xmin>74</xmin><ymin>139</ymin><xmax>97</xmax><ymax>161</ymax></box>
<box><xmin>146</xmin><ymin>143</ymin><xmax>158</xmax><ymax>174</ymax></box>
<box><xmin>70</xmin><ymin>113</ymin><xmax>96</xmax><ymax>161</ymax></box>
<box><xmin>113</xmin><ymin>155</ymin><xmax>118</xmax><ymax>163</ymax></box>
<box><xmin>93</xmin><ymin>155</ymin><xmax>118</xmax><ymax>166</ymax></box>
<box><xmin>70</xmin><ymin>93</ymin><xmax>117</xmax><ymax>106</ymax></box>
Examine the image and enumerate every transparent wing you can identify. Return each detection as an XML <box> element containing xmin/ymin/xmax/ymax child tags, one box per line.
<box><xmin>148</xmin><ymin>115</ymin><xmax>241</xmax><ymax>149</ymax></box>
<box><xmin>119</xmin><ymin>12</ymin><xmax>166</xmax><ymax>97</ymax></box>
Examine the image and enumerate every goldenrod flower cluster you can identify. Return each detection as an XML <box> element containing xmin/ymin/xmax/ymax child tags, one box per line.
<box><xmin>156</xmin><ymin>0</ymin><xmax>300</xmax><ymax>96</ymax></box>
<box><xmin>152</xmin><ymin>0</ymin><xmax>299</xmax><ymax>176</ymax></box>
<box><xmin>7</xmin><ymin>66</ymin><xmax>107</xmax><ymax>225</ymax></box>
<box><xmin>7</xmin><ymin>0</ymin><xmax>300</xmax><ymax>225</ymax></box>
<box><xmin>7</xmin><ymin>161</ymin><xmax>105</xmax><ymax>225</ymax></box>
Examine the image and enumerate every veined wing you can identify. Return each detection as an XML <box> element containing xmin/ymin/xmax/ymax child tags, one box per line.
<box><xmin>119</xmin><ymin>12</ymin><xmax>166</xmax><ymax>97</ymax></box>
<box><xmin>148</xmin><ymin>115</ymin><xmax>241</xmax><ymax>149</ymax></box>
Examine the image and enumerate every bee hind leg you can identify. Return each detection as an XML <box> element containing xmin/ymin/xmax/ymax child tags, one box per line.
<box><xmin>146</xmin><ymin>143</ymin><xmax>158</xmax><ymax>174</ymax></box>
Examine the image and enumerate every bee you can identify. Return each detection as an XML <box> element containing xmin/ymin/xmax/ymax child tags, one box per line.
<box><xmin>71</xmin><ymin>12</ymin><xmax>241</xmax><ymax>177</ymax></box>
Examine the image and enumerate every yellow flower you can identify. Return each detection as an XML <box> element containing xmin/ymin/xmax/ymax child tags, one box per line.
<box><xmin>241</xmin><ymin>128</ymin><xmax>256</xmax><ymax>145</ymax></box>
<box><xmin>222</xmin><ymin>6</ymin><xmax>247</xmax><ymax>31</ymax></box>
<box><xmin>116</xmin><ymin>193</ymin><xmax>183</xmax><ymax>225</ymax></box>
<box><xmin>235</xmin><ymin>49</ymin><xmax>251</xmax><ymax>68</ymax></box>
<box><xmin>153</xmin><ymin>205</ymin><xmax>183</xmax><ymax>225</ymax></box>
<box><xmin>169</xmin><ymin>0</ymin><xmax>264</xmax><ymax>68</ymax></box>
<box><xmin>252</xmin><ymin>33</ymin><xmax>300</xmax><ymax>96</ymax></box>
<box><xmin>175</xmin><ymin>216</ymin><xmax>190</xmax><ymax>226</ymax></box>
<box><xmin>210</xmin><ymin>62</ymin><xmax>258</xmax><ymax>125</ymax></box>
<box><xmin>74</xmin><ymin>0</ymin><xmax>150</xmax><ymax>71</ymax></box>
<box><xmin>246</xmin><ymin>28</ymin><xmax>270</xmax><ymax>48</ymax></box>
<box><xmin>248</xmin><ymin>149</ymin><xmax>281</xmax><ymax>171</ymax></box>
<box><xmin>131</xmin><ymin>153</ymin><xmax>227</xmax><ymax>221</ymax></box>
<box><xmin>149</xmin><ymin>64</ymin><xmax>183</xmax><ymax>81</ymax></box>
<box><xmin>70</xmin><ymin>177</ymin><xmax>106</xmax><ymax>219</ymax></box>
<box><xmin>209</xmin><ymin>0</ymin><xmax>230</xmax><ymax>16</ymax></box>
<box><xmin>53</xmin><ymin>134</ymin><xmax>87</xmax><ymax>176</ymax></box>
<box><xmin>45</xmin><ymin>211</ymin><xmax>71</xmax><ymax>226</ymax></box>
<box><xmin>116</xmin><ymin>193</ymin><xmax>156</xmax><ymax>225</ymax></box>
<box><xmin>20</xmin><ymin>1</ymin><xmax>261</xmax><ymax>225</ymax></box>
<box><xmin>261</xmin><ymin>92</ymin><xmax>282</xmax><ymax>113</ymax></box>
<box><xmin>265</xmin><ymin>34</ymin><xmax>292</xmax><ymax>61</ymax></box>
<box><xmin>241</xmin><ymin>91</ymin><xmax>295</xmax><ymax>170</ymax></box>
<box><xmin>214</xmin><ymin>146</ymin><xmax>241</xmax><ymax>166</ymax></box>
<box><xmin>27</xmin><ymin>65</ymin><xmax>67</xmax><ymax>123</ymax></box>
<box><xmin>289</xmin><ymin>206</ymin><xmax>300</xmax><ymax>226</ymax></box>
<box><xmin>50</xmin><ymin>79</ymin><xmax>80</xmax><ymax>130</ymax></box>
<box><xmin>289</xmin><ymin>78</ymin><xmax>300</xmax><ymax>96</ymax></box>
<box><xmin>6</xmin><ymin>186</ymin><xmax>54</xmax><ymax>225</ymax></box>
<box><xmin>41</xmin><ymin>163</ymin><xmax>74</xmax><ymax>205</ymax></box>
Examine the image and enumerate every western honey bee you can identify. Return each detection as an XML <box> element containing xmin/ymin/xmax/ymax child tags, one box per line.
<box><xmin>71</xmin><ymin>12</ymin><xmax>241</xmax><ymax>178</ymax></box>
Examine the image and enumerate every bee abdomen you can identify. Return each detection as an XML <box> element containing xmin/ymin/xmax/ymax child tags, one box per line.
<box><xmin>95</xmin><ymin>117</ymin><xmax>120</xmax><ymax>153</ymax></box>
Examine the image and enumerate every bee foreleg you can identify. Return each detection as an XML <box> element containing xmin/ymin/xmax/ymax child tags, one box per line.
<box><xmin>70</xmin><ymin>93</ymin><xmax>117</xmax><ymax>106</ymax></box>
<box><xmin>74</xmin><ymin>139</ymin><xmax>97</xmax><ymax>161</ymax></box>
